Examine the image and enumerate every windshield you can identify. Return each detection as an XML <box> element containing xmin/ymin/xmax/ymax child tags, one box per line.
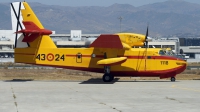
<box><xmin>159</xmin><ymin>50</ymin><xmax>176</xmax><ymax>56</ymax></box>
<box><xmin>158</xmin><ymin>50</ymin><xmax>186</xmax><ymax>60</ymax></box>
<box><xmin>166</xmin><ymin>50</ymin><xmax>175</xmax><ymax>55</ymax></box>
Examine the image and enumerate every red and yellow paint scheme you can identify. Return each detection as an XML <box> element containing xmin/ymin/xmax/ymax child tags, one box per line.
<box><xmin>10</xmin><ymin>2</ymin><xmax>187</xmax><ymax>82</ymax></box>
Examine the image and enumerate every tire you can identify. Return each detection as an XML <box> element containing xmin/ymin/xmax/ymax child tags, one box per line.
<box><xmin>171</xmin><ymin>77</ymin><xmax>176</xmax><ymax>82</ymax></box>
<box><xmin>102</xmin><ymin>74</ymin><xmax>113</xmax><ymax>82</ymax></box>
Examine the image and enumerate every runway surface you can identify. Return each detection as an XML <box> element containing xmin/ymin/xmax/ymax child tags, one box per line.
<box><xmin>0</xmin><ymin>80</ymin><xmax>200</xmax><ymax>112</ymax></box>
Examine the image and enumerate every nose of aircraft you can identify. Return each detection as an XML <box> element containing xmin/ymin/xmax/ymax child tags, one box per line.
<box><xmin>175</xmin><ymin>59</ymin><xmax>187</xmax><ymax>74</ymax></box>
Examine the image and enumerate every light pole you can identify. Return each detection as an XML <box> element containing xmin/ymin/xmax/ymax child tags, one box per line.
<box><xmin>118</xmin><ymin>16</ymin><xmax>122</xmax><ymax>32</ymax></box>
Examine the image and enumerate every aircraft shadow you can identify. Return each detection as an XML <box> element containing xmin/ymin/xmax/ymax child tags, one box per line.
<box><xmin>117</xmin><ymin>80</ymin><xmax>177</xmax><ymax>82</ymax></box>
<box><xmin>80</xmin><ymin>79</ymin><xmax>179</xmax><ymax>84</ymax></box>
<box><xmin>79</xmin><ymin>78</ymin><xmax>120</xmax><ymax>84</ymax></box>
<box><xmin>4</xmin><ymin>79</ymin><xmax>34</xmax><ymax>82</ymax></box>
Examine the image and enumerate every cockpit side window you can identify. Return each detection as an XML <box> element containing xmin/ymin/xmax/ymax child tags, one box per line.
<box><xmin>159</xmin><ymin>50</ymin><xmax>166</xmax><ymax>55</ymax></box>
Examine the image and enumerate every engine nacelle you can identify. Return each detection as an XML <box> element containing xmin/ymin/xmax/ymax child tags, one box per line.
<box><xmin>116</xmin><ymin>33</ymin><xmax>146</xmax><ymax>47</ymax></box>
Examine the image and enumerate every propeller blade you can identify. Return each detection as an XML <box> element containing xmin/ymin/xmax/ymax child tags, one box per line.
<box><xmin>145</xmin><ymin>26</ymin><xmax>149</xmax><ymax>48</ymax></box>
<box><xmin>145</xmin><ymin>26</ymin><xmax>148</xmax><ymax>39</ymax></box>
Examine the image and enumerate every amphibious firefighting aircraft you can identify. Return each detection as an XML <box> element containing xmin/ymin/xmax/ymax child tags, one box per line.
<box><xmin>10</xmin><ymin>2</ymin><xmax>187</xmax><ymax>82</ymax></box>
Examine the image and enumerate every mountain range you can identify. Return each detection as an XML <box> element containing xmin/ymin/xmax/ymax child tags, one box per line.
<box><xmin>1</xmin><ymin>0</ymin><xmax>200</xmax><ymax>37</ymax></box>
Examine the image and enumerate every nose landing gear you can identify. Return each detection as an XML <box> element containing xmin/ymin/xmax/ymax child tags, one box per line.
<box><xmin>171</xmin><ymin>77</ymin><xmax>176</xmax><ymax>82</ymax></box>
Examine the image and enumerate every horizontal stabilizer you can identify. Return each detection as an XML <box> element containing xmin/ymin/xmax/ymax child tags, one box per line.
<box><xmin>15</xmin><ymin>21</ymin><xmax>52</xmax><ymax>42</ymax></box>
<box><xmin>97</xmin><ymin>57</ymin><xmax>127</xmax><ymax>66</ymax></box>
<box><xmin>23</xmin><ymin>21</ymin><xmax>40</xmax><ymax>30</ymax></box>
<box><xmin>90</xmin><ymin>34</ymin><xmax>123</xmax><ymax>49</ymax></box>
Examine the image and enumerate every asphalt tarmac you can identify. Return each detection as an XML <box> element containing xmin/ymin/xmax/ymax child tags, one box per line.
<box><xmin>0</xmin><ymin>79</ymin><xmax>200</xmax><ymax>112</ymax></box>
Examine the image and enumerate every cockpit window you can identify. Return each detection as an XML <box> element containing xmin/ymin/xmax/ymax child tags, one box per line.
<box><xmin>168</xmin><ymin>50</ymin><xmax>175</xmax><ymax>55</ymax></box>
<box><xmin>159</xmin><ymin>50</ymin><xmax>166</xmax><ymax>55</ymax></box>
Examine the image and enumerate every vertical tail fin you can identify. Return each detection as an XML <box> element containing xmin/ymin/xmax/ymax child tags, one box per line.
<box><xmin>10</xmin><ymin>2</ymin><xmax>57</xmax><ymax>48</ymax></box>
<box><xmin>11</xmin><ymin>2</ymin><xmax>57</xmax><ymax>64</ymax></box>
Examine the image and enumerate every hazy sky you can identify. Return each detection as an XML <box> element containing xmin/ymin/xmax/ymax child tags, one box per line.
<box><xmin>1</xmin><ymin>0</ymin><xmax>200</xmax><ymax>6</ymax></box>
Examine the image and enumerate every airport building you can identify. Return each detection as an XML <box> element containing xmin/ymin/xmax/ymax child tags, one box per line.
<box><xmin>179</xmin><ymin>38</ymin><xmax>200</xmax><ymax>62</ymax></box>
<box><xmin>0</xmin><ymin>30</ymin><xmax>200</xmax><ymax>62</ymax></box>
<box><xmin>0</xmin><ymin>30</ymin><xmax>14</xmax><ymax>58</ymax></box>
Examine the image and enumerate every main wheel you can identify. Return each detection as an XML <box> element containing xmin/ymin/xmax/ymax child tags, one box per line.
<box><xmin>171</xmin><ymin>77</ymin><xmax>176</xmax><ymax>82</ymax></box>
<box><xmin>102</xmin><ymin>74</ymin><xmax>113</xmax><ymax>82</ymax></box>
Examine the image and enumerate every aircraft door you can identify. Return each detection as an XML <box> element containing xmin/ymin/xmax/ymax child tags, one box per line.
<box><xmin>145</xmin><ymin>56</ymin><xmax>154</xmax><ymax>70</ymax></box>
<box><xmin>76</xmin><ymin>53</ymin><xmax>82</xmax><ymax>63</ymax></box>
<box><xmin>147</xmin><ymin>56</ymin><xmax>156</xmax><ymax>70</ymax></box>
<box><xmin>147</xmin><ymin>56</ymin><xmax>152</xmax><ymax>70</ymax></box>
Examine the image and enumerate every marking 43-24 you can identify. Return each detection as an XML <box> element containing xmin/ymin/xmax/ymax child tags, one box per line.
<box><xmin>36</xmin><ymin>53</ymin><xmax>65</xmax><ymax>61</ymax></box>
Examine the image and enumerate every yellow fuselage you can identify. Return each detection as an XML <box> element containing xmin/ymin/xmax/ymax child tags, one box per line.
<box><xmin>15</xmin><ymin>47</ymin><xmax>187</xmax><ymax>79</ymax></box>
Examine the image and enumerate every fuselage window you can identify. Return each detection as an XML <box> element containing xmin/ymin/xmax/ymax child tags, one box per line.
<box><xmin>77</xmin><ymin>53</ymin><xmax>82</xmax><ymax>59</ymax></box>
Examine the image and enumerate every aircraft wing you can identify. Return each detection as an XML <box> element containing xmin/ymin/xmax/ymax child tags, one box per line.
<box><xmin>90</xmin><ymin>34</ymin><xmax>133</xmax><ymax>49</ymax></box>
<box><xmin>97</xmin><ymin>57</ymin><xmax>127</xmax><ymax>66</ymax></box>
<box><xmin>90</xmin><ymin>34</ymin><xmax>123</xmax><ymax>49</ymax></box>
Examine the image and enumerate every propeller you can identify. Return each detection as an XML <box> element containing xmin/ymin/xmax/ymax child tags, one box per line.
<box><xmin>144</xmin><ymin>25</ymin><xmax>149</xmax><ymax>71</ymax></box>
<box><xmin>145</xmin><ymin>25</ymin><xmax>149</xmax><ymax>48</ymax></box>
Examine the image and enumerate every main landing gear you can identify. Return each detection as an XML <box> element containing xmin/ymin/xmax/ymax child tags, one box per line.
<box><xmin>102</xmin><ymin>66</ymin><xmax>114</xmax><ymax>82</ymax></box>
<box><xmin>171</xmin><ymin>77</ymin><xmax>176</xmax><ymax>82</ymax></box>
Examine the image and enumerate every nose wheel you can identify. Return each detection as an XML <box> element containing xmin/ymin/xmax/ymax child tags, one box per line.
<box><xmin>171</xmin><ymin>77</ymin><xmax>176</xmax><ymax>82</ymax></box>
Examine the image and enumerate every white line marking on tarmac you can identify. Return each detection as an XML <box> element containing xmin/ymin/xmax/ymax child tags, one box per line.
<box><xmin>171</xmin><ymin>85</ymin><xmax>200</xmax><ymax>92</ymax></box>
